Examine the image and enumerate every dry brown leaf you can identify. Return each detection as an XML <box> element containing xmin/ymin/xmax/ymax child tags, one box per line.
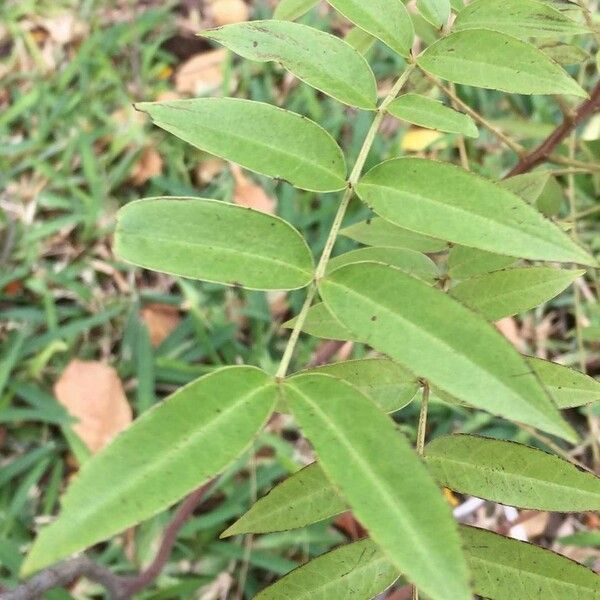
<box><xmin>175</xmin><ymin>49</ymin><xmax>227</xmax><ymax>95</ymax></box>
<box><xmin>195</xmin><ymin>157</ymin><xmax>226</xmax><ymax>186</ymax></box>
<box><xmin>495</xmin><ymin>316</ymin><xmax>527</xmax><ymax>352</ymax></box>
<box><xmin>40</xmin><ymin>14</ymin><xmax>88</xmax><ymax>45</ymax></box>
<box><xmin>267</xmin><ymin>291</ymin><xmax>289</xmax><ymax>320</ymax></box>
<box><xmin>55</xmin><ymin>360</ymin><xmax>132</xmax><ymax>453</ymax></box>
<box><xmin>130</xmin><ymin>147</ymin><xmax>163</xmax><ymax>186</ymax></box>
<box><xmin>230</xmin><ymin>164</ymin><xmax>276</xmax><ymax>214</ymax></box>
<box><xmin>210</xmin><ymin>0</ymin><xmax>250</xmax><ymax>26</ymax></box>
<box><xmin>140</xmin><ymin>303</ymin><xmax>181</xmax><ymax>347</ymax></box>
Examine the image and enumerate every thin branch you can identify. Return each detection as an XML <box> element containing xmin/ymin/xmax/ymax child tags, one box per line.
<box><xmin>508</xmin><ymin>80</ymin><xmax>600</xmax><ymax>176</ymax></box>
<box><xmin>1</xmin><ymin>481</ymin><xmax>214</xmax><ymax>600</ymax></box>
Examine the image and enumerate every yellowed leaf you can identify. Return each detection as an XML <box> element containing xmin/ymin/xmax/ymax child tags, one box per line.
<box><xmin>55</xmin><ymin>360</ymin><xmax>132</xmax><ymax>453</ymax></box>
<box><xmin>210</xmin><ymin>0</ymin><xmax>250</xmax><ymax>26</ymax></box>
<box><xmin>401</xmin><ymin>128</ymin><xmax>444</xmax><ymax>151</ymax></box>
<box><xmin>130</xmin><ymin>147</ymin><xmax>163</xmax><ymax>186</ymax></box>
<box><xmin>140</xmin><ymin>303</ymin><xmax>181</xmax><ymax>347</ymax></box>
<box><xmin>230</xmin><ymin>164</ymin><xmax>276</xmax><ymax>214</ymax></box>
<box><xmin>175</xmin><ymin>49</ymin><xmax>227</xmax><ymax>95</ymax></box>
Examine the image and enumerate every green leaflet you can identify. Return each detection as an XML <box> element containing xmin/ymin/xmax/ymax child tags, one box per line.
<box><xmin>356</xmin><ymin>158</ymin><xmax>596</xmax><ymax>266</ymax></box>
<box><xmin>448</xmin><ymin>246</ymin><xmax>517</xmax><ymax>280</ymax></box>
<box><xmin>345</xmin><ymin>26</ymin><xmax>376</xmax><ymax>55</ymax></box>
<box><xmin>201</xmin><ymin>21</ymin><xmax>377</xmax><ymax>109</ymax></box>
<box><xmin>319</xmin><ymin>262</ymin><xmax>576</xmax><ymax>442</ymax></box>
<box><xmin>341</xmin><ymin>217</ymin><xmax>448</xmax><ymax>253</ymax></box>
<box><xmin>222</xmin><ymin>462</ymin><xmax>345</xmax><ymax>536</ymax></box>
<box><xmin>283</xmin><ymin>302</ymin><xmax>356</xmax><ymax>341</ymax></box>
<box><xmin>454</xmin><ymin>0</ymin><xmax>588</xmax><ymax>39</ymax></box>
<box><xmin>541</xmin><ymin>41</ymin><xmax>590</xmax><ymax>66</ymax></box>
<box><xmin>501</xmin><ymin>172</ymin><xmax>551</xmax><ymax>204</ymax></box>
<box><xmin>417</xmin><ymin>0</ymin><xmax>451</xmax><ymax>28</ymax></box>
<box><xmin>327</xmin><ymin>0</ymin><xmax>414</xmax><ymax>57</ymax></box>
<box><xmin>427</xmin><ymin>435</ymin><xmax>600</xmax><ymax>511</ymax></box>
<box><xmin>273</xmin><ymin>0</ymin><xmax>319</xmax><ymax>20</ymax></box>
<box><xmin>115</xmin><ymin>197</ymin><xmax>314</xmax><ymax>291</ymax></box>
<box><xmin>418</xmin><ymin>29</ymin><xmax>587</xmax><ymax>97</ymax></box>
<box><xmin>254</xmin><ymin>539</ymin><xmax>398</xmax><ymax>600</ymax></box>
<box><xmin>449</xmin><ymin>267</ymin><xmax>584</xmax><ymax>321</ymax></box>
<box><xmin>22</xmin><ymin>367</ymin><xmax>278</xmax><ymax>576</ymax></box>
<box><xmin>387</xmin><ymin>93</ymin><xmax>478</xmax><ymax>138</ymax></box>
<box><xmin>284</xmin><ymin>374</ymin><xmax>471</xmax><ymax>600</ymax></box>
<box><xmin>307</xmin><ymin>358</ymin><xmax>420</xmax><ymax>413</ymax></box>
<box><xmin>528</xmin><ymin>356</ymin><xmax>600</xmax><ymax>409</ymax></box>
<box><xmin>327</xmin><ymin>246</ymin><xmax>439</xmax><ymax>283</ymax></box>
<box><xmin>463</xmin><ymin>525</ymin><xmax>600</xmax><ymax>599</ymax></box>
<box><xmin>136</xmin><ymin>98</ymin><xmax>347</xmax><ymax>192</ymax></box>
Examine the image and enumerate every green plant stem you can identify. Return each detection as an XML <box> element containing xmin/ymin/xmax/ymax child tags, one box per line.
<box><xmin>275</xmin><ymin>64</ymin><xmax>416</xmax><ymax>379</ymax></box>
<box><xmin>416</xmin><ymin>382</ymin><xmax>430</xmax><ymax>457</ymax></box>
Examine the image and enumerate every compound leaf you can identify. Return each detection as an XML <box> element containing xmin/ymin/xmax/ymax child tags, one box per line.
<box><xmin>115</xmin><ymin>198</ymin><xmax>314</xmax><ymax>291</ymax></box>
<box><xmin>427</xmin><ymin>435</ymin><xmax>600</xmax><ymax>511</ymax></box>
<box><xmin>284</xmin><ymin>373</ymin><xmax>471</xmax><ymax>600</ymax></box>
<box><xmin>283</xmin><ymin>302</ymin><xmax>356</xmax><ymax>341</ymax></box>
<box><xmin>136</xmin><ymin>98</ymin><xmax>347</xmax><ymax>192</ymax></box>
<box><xmin>201</xmin><ymin>21</ymin><xmax>377</xmax><ymax>109</ymax></box>
<box><xmin>418</xmin><ymin>29</ymin><xmax>587</xmax><ymax>97</ymax></box>
<box><xmin>327</xmin><ymin>0</ymin><xmax>414</xmax><ymax>57</ymax></box>
<box><xmin>356</xmin><ymin>158</ymin><xmax>596</xmax><ymax>266</ymax></box>
<box><xmin>22</xmin><ymin>366</ymin><xmax>278</xmax><ymax>576</ymax></box>
<box><xmin>319</xmin><ymin>262</ymin><xmax>576</xmax><ymax>442</ymax></box>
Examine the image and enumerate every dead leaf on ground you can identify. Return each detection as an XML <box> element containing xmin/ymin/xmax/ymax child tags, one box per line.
<box><xmin>130</xmin><ymin>147</ymin><xmax>163</xmax><ymax>186</ymax></box>
<box><xmin>140</xmin><ymin>303</ymin><xmax>181</xmax><ymax>347</ymax></box>
<box><xmin>55</xmin><ymin>360</ymin><xmax>132</xmax><ymax>453</ymax></box>
<box><xmin>175</xmin><ymin>49</ymin><xmax>227</xmax><ymax>95</ymax></box>
<box><xmin>231</xmin><ymin>164</ymin><xmax>276</xmax><ymax>214</ymax></box>
<box><xmin>209</xmin><ymin>0</ymin><xmax>250</xmax><ymax>26</ymax></box>
<box><xmin>496</xmin><ymin>316</ymin><xmax>527</xmax><ymax>352</ymax></box>
<box><xmin>195</xmin><ymin>157</ymin><xmax>226</xmax><ymax>186</ymax></box>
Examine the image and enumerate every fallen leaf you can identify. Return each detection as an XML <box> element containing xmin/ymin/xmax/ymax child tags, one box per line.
<box><xmin>140</xmin><ymin>303</ymin><xmax>181</xmax><ymax>347</ymax></box>
<box><xmin>40</xmin><ymin>14</ymin><xmax>88</xmax><ymax>45</ymax></box>
<box><xmin>55</xmin><ymin>360</ymin><xmax>132</xmax><ymax>453</ymax></box>
<box><xmin>210</xmin><ymin>0</ymin><xmax>250</xmax><ymax>26</ymax></box>
<box><xmin>130</xmin><ymin>147</ymin><xmax>163</xmax><ymax>186</ymax></box>
<box><xmin>495</xmin><ymin>316</ymin><xmax>527</xmax><ymax>352</ymax></box>
<box><xmin>230</xmin><ymin>164</ymin><xmax>276</xmax><ymax>214</ymax></box>
<box><xmin>401</xmin><ymin>127</ymin><xmax>444</xmax><ymax>152</ymax></box>
<box><xmin>195</xmin><ymin>157</ymin><xmax>226</xmax><ymax>186</ymax></box>
<box><xmin>175</xmin><ymin>49</ymin><xmax>227</xmax><ymax>95</ymax></box>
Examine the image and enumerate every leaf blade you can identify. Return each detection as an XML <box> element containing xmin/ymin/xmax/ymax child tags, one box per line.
<box><xmin>449</xmin><ymin>267</ymin><xmax>584</xmax><ymax>321</ymax></box>
<box><xmin>418</xmin><ymin>29</ymin><xmax>587</xmax><ymax>97</ymax></box>
<box><xmin>201</xmin><ymin>21</ymin><xmax>377</xmax><ymax>109</ymax></box>
<box><xmin>427</xmin><ymin>434</ymin><xmax>600</xmax><ymax>511</ymax></box>
<box><xmin>115</xmin><ymin>197</ymin><xmax>314</xmax><ymax>291</ymax></box>
<box><xmin>22</xmin><ymin>366</ymin><xmax>278</xmax><ymax>576</ymax></box>
<box><xmin>327</xmin><ymin>0</ymin><xmax>414</xmax><ymax>57</ymax></box>
<box><xmin>254</xmin><ymin>539</ymin><xmax>398</xmax><ymax>600</ymax></box>
<box><xmin>319</xmin><ymin>262</ymin><xmax>576</xmax><ymax>442</ymax></box>
<box><xmin>136</xmin><ymin>98</ymin><xmax>347</xmax><ymax>192</ymax></box>
<box><xmin>388</xmin><ymin>93</ymin><xmax>478</xmax><ymax>138</ymax></box>
<box><xmin>284</xmin><ymin>373</ymin><xmax>471</xmax><ymax>600</ymax></box>
<box><xmin>356</xmin><ymin>158</ymin><xmax>596</xmax><ymax>266</ymax></box>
